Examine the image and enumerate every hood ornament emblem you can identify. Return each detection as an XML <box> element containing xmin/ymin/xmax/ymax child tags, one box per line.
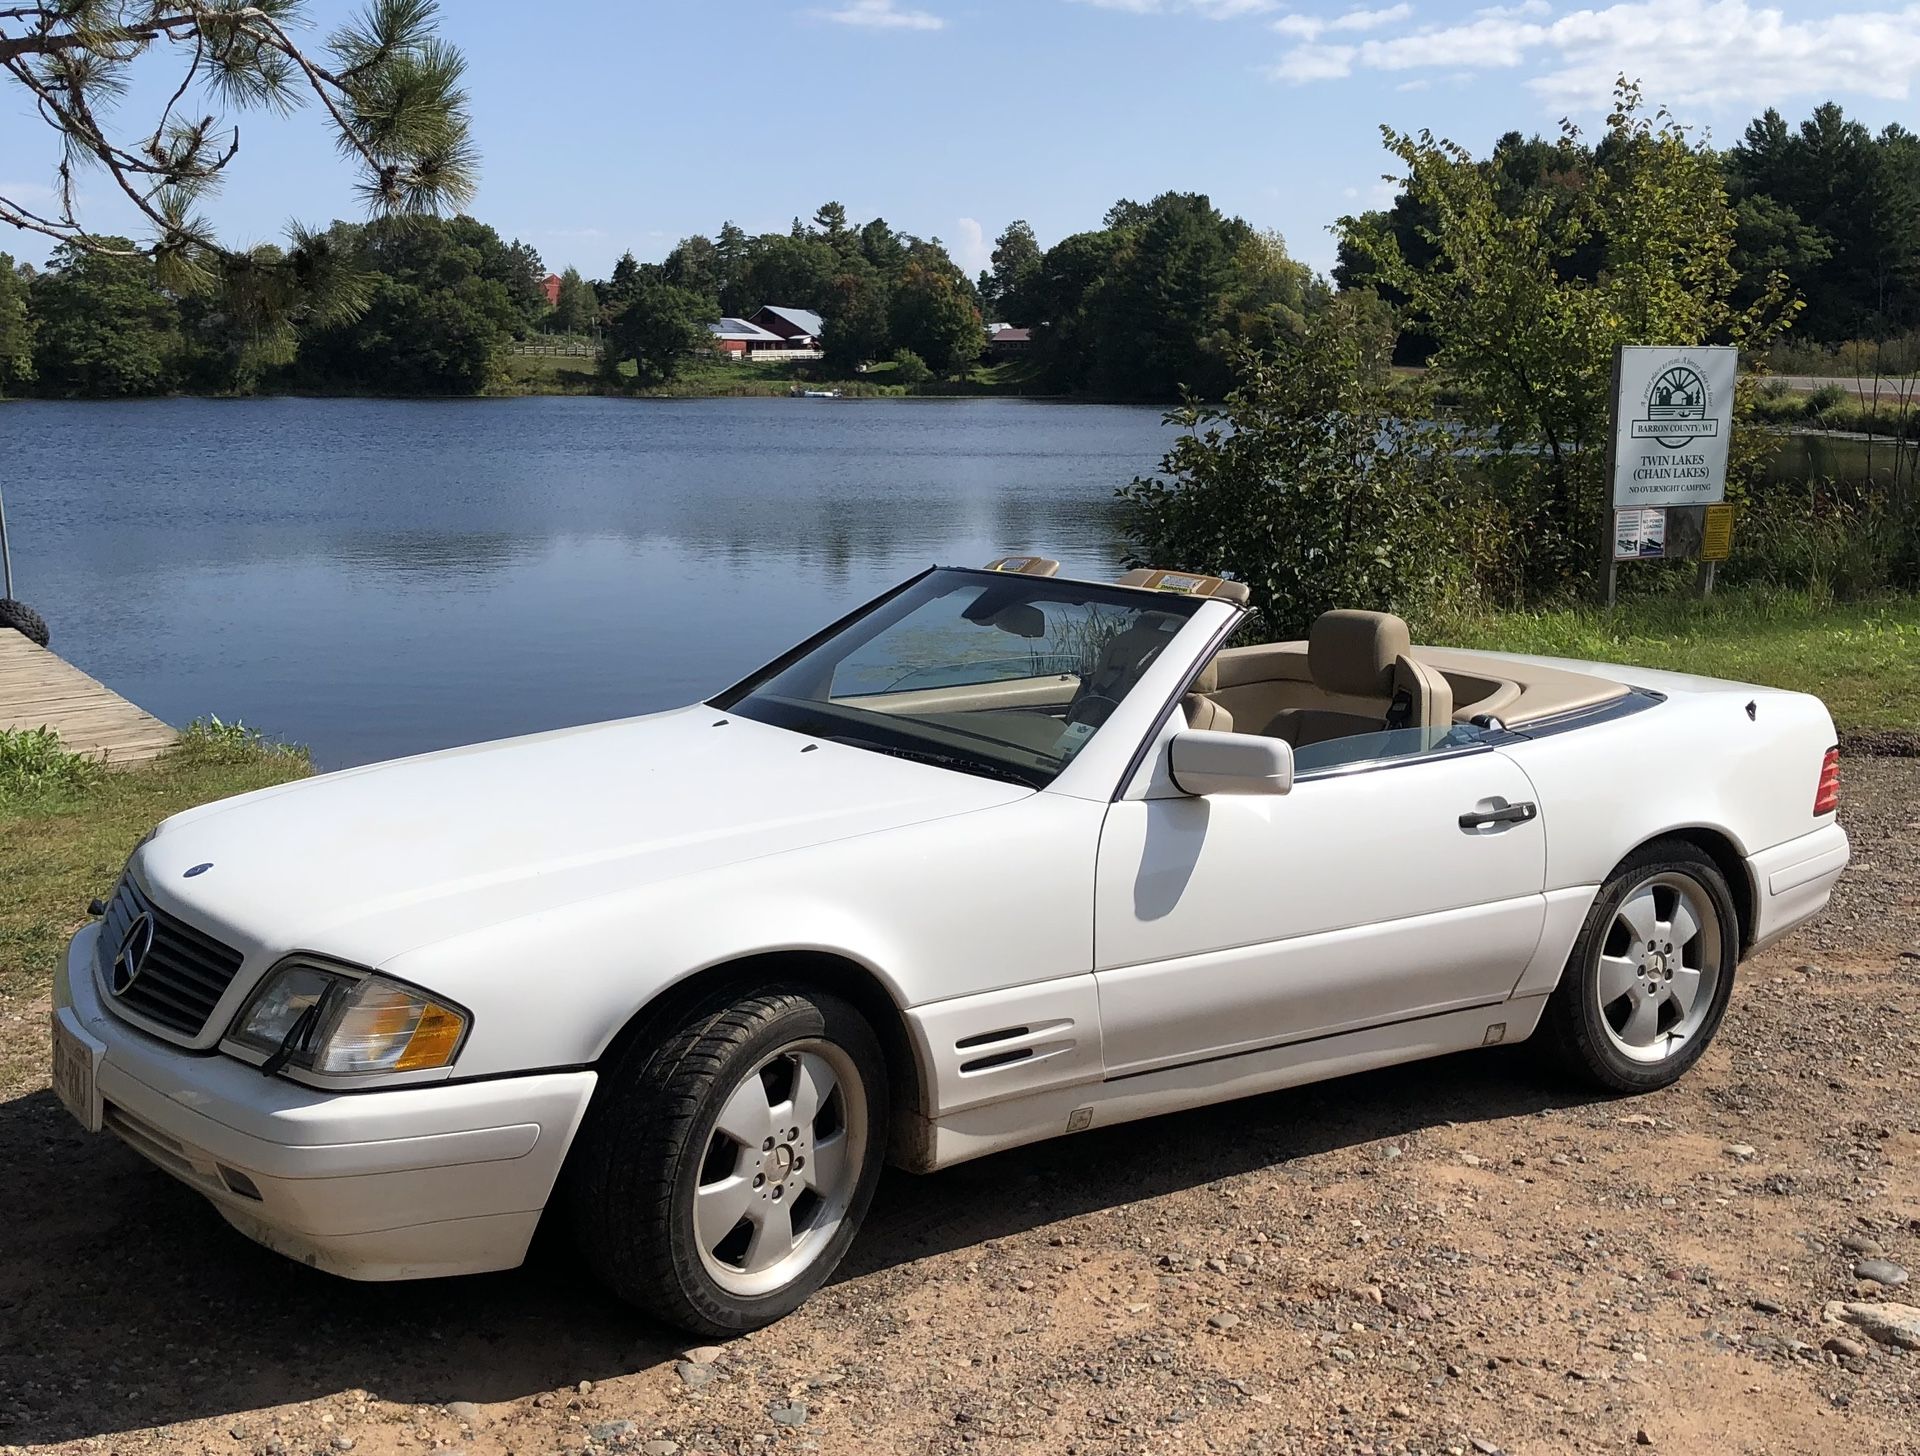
<box><xmin>110</xmin><ymin>912</ymin><xmax>156</xmax><ymax>996</ymax></box>
<box><xmin>184</xmin><ymin>863</ymin><xmax>213</xmax><ymax>878</ymax></box>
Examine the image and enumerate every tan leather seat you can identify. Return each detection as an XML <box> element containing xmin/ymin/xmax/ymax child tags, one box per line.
<box><xmin>1181</xmin><ymin>655</ymin><xmax>1234</xmax><ymax>733</ymax></box>
<box><xmin>1073</xmin><ymin>612</ymin><xmax>1183</xmax><ymax>723</ymax></box>
<box><xmin>1263</xmin><ymin>610</ymin><xmax>1451</xmax><ymax>747</ymax></box>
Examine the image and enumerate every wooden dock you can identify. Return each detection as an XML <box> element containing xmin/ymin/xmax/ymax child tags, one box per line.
<box><xmin>0</xmin><ymin>629</ymin><xmax>178</xmax><ymax>765</ymax></box>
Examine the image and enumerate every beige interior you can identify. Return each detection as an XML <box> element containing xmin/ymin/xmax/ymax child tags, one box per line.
<box><xmin>1186</xmin><ymin>610</ymin><xmax>1629</xmax><ymax>741</ymax></box>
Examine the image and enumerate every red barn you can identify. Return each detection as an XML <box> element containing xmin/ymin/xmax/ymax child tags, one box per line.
<box><xmin>541</xmin><ymin>273</ymin><xmax>562</xmax><ymax>308</ymax></box>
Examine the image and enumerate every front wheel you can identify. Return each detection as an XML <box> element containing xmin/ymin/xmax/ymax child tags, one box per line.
<box><xmin>1540</xmin><ymin>840</ymin><xmax>1739</xmax><ymax>1093</ymax></box>
<box><xmin>566</xmin><ymin>987</ymin><xmax>888</xmax><ymax>1335</ymax></box>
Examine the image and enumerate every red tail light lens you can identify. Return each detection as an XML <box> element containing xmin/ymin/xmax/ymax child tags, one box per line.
<box><xmin>1813</xmin><ymin>747</ymin><xmax>1841</xmax><ymax>816</ymax></box>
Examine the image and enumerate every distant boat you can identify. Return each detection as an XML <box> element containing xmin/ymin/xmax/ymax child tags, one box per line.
<box><xmin>793</xmin><ymin>387</ymin><xmax>843</xmax><ymax>399</ymax></box>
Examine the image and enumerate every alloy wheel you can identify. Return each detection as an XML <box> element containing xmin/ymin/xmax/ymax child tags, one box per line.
<box><xmin>1594</xmin><ymin>870</ymin><xmax>1724</xmax><ymax>1065</ymax></box>
<box><xmin>691</xmin><ymin>1038</ymin><xmax>868</xmax><ymax>1298</ymax></box>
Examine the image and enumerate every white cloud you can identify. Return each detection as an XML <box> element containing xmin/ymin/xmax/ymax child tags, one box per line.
<box><xmin>1272</xmin><ymin>4</ymin><xmax>1413</xmax><ymax>40</ymax></box>
<box><xmin>954</xmin><ymin>217</ymin><xmax>991</xmax><ymax>276</ymax></box>
<box><xmin>1267</xmin><ymin>1</ymin><xmax>1920</xmax><ymax>111</ymax></box>
<box><xmin>816</xmin><ymin>0</ymin><xmax>945</xmax><ymax>30</ymax></box>
<box><xmin>1267</xmin><ymin>41</ymin><xmax>1358</xmax><ymax>79</ymax></box>
<box><xmin>1072</xmin><ymin>0</ymin><xmax>1282</xmax><ymax>16</ymax></box>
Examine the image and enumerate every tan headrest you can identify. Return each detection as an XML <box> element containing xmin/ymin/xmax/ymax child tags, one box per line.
<box><xmin>1189</xmin><ymin>653</ymin><xmax>1220</xmax><ymax>696</ymax></box>
<box><xmin>1309</xmin><ymin>610</ymin><xmax>1411</xmax><ymax>698</ymax></box>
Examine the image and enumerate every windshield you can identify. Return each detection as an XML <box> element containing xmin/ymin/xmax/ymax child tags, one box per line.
<box><xmin>713</xmin><ymin>568</ymin><xmax>1204</xmax><ymax>788</ymax></box>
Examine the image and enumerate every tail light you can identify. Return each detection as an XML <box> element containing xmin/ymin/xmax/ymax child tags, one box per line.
<box><xmin>1813</xmin><ymin>747</ymin><xmax>1840</xmax><ymax>816</ymax></box>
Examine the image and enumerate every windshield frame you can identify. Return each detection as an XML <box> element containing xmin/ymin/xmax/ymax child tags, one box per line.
<box><xmin>710</xmin><ymin>566</ymin><xmax>1210</xmax><ymax>789</ymax></box>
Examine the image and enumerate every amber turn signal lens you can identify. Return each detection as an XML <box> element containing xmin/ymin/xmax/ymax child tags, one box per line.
<box><xmin>397</xmin><ymin>1002</ymin><xmax>467</xmax><ymax>1070</ymax></box>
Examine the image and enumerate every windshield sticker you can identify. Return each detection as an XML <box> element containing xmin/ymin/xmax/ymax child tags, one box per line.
<box><xmin>1053</xmin><ymin>720</ymin><xmax>1098</xmax><ymax>759</ymax></box>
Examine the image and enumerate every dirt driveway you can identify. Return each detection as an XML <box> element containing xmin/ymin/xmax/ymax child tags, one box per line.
<box><xmin>2</xmin><ymin>763</ymin><xmax>1917</xmax><ymax>1456</ymax></box>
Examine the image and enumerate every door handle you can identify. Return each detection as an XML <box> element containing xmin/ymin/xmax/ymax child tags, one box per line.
<box><xmin>1459</xmin><ymin>800</ymin><xmax>1538</xmax><ymax>831</ymax></box>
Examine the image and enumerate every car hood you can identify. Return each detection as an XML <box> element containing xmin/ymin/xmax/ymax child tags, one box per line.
<box><xmin>136</xmin><ymin>705</ymin><xmax>1028</xmax><ymax>966</ymax></box>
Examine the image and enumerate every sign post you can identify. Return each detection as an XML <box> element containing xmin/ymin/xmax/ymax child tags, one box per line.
<box><xmin>1605</xmin><ymin>345</ymin><xmax>1738</xmax><ymax>604</ymax></box>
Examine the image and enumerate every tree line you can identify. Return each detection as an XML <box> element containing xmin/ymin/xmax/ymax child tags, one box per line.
<box><xmin>1339</xmin><ymin>99</ymin><xmax>1920</xmax><ymax>363</ymax></box>
<box><xmin>1125</xmin><ymin>83</ymin><xmax>1920</xmax><ymax>631</ymax></box>
<box><xmin>1</xmin><ymin>98</ymin><xmax>1914</xmax><ymax>402</ymax></box>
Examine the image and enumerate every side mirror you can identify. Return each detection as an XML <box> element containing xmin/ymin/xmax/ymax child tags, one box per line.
<box><xmin>1167</xmin><ymin>730</ymin><xmax>1294</xmax><ymax>797</ymax></box>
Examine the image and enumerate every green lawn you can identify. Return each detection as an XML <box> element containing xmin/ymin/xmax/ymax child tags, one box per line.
<box><xmin>0</xmin><ymin>728</ymin><xmax>311</xmax><ymax>1029</ymax></box>
<box><xmin>1432</xmin><ymin>590</ymin><xmax>1920</xmax><ymax>735</ymax></box>
<box><xmin>496</xmin><ymin>351</ymin><xmax>1057</xmax><ymax>400</ymax></box>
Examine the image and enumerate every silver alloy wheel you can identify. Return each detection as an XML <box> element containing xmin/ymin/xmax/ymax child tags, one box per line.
<box><xmin>692</xmin><ymin>1038</ymin><xmax>868</xmax><ymax>1298</ymax></box>
<box><xmin>1595</xmin><ymin>870</ymin><xmax>1724</xmax><ymax>1064</ymax></box>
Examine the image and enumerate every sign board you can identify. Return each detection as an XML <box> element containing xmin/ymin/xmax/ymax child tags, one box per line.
<box><xmin>1611</xmin><ymin>346</ymin><xmax>1737</xmax><ymax>510</ymax></box>
<box><xmin>1614</xmin><ymin>507</ymin><xmax>1667</xmax><ymax>561</ymax></box>
<box><xmin>1701</xmin><ymin>503</ymin><xmax>1734</xmax><ymax>561</ymax></box>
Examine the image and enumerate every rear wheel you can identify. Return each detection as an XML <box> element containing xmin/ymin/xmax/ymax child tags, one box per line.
<box><xmin>1541</xmin><ymin>840</ymin><xmax>1739</xmax><ymax>1093</ymax></box>
<box><xmin>566</xmin><ymin>987</ymin><xmax>887</xmax><ymax>1335</ymax></box>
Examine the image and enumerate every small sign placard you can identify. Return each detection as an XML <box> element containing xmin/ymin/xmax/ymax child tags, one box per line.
<box><xmin>1614</xmin><ymin>508</ymin><xmax>1666</xmax><ymax>561</ymax></box>
<box><xmin>1701</xmin><ymin>503</ymin><xmax>1734</xmax><ymax>561</ymax></box>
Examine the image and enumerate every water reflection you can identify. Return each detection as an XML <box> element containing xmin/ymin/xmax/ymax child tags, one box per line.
<box><xmin>5</xmin><ymin>396</ymin><xmax>1164</xmax><ymax>766</ymax></box>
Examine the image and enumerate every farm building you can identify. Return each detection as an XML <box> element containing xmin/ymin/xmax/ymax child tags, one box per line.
<box><xmin>748</xmin><ymin>305</ymin><xmax>826</xmax><ymax>349</ymax></box>
<box><xmin>710</xmin><ymin>317</ymin><xmax>788</xmax><ymax>355</ymax></box>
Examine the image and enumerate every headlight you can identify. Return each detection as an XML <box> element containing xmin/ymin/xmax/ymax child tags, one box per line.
<box><xmin>229</xmin><ymin>960</ymin><xmax>470</xmax><ymax>1076</ymax></box>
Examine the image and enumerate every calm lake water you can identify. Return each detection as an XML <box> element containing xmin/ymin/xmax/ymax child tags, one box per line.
<box><xmin>4</xmin><ymin>396</ymin><xmax>1171</xmax><ymax>767</ymax></box>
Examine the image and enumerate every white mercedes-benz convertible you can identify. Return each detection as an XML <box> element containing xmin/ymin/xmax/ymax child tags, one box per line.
<box><xmin>53</xmin><ymin>558</ymin><xmax>1848</xmax><ymax>1334</ymax></box>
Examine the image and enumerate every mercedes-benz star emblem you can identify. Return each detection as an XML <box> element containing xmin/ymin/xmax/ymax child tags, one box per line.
<box><xmin>110</xmin><ymin>911</ymin><xmax>156</xmax><ymax>996</ymax></box>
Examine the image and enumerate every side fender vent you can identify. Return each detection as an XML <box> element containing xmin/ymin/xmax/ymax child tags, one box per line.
<box><xmin>959</xmin><ymin>1047</ymin><xmax>1036</xmax><ymax>1074</ymax></box>
<box><xmin>955</xmin><ymin>1025</ymin><xmax>1030</xmax><ymax>1050</ymax></box>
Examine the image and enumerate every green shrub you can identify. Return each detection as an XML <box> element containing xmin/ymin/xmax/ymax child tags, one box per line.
<box><xmin>1119</xmin><ymin>299</ymin><xmax>1466</xmax><ymax>637</ymax></box>
<box><xmin>0</xmin><ymin>727</ymin><xmax>102</xmax><ymax>801</ymax></box>
<box><xmin>178</xmin><ymin>716</ymin><xmax>310</xmax><ymax>767</ymax></box>
<box><xmin>890</xmin><ymin>348</ymin><xmax>932</xmax><ymax>386</ymax></box>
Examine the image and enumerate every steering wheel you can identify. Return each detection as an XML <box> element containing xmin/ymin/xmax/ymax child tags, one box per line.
<box><xmin>1066</xmin><ymin>693</ymin><xmax>1122</xmax><ymax>727</ymax></box>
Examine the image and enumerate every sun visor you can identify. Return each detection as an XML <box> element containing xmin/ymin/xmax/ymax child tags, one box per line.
<box><xmin>982</xmin><ymin>556</ymin><xmax>1062</xmax><ymax>577</ymax></box>
<box><xmin>1113</xmin><ymin>568</ymin><xmax>1251</xmax><ymax>605</ymax></box>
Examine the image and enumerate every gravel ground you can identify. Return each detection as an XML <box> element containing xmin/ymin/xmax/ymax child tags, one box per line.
<box><xmin>1</xmin><ymin>760</ymin><xmax>1915</xmax><ymax>1456</ymax></box>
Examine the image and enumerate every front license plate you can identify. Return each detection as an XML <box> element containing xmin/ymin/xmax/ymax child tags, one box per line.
<box><xmin>51</xmin><ymin>1012</ymin><xmax>103</xmax><ymax>1134</ymax></box>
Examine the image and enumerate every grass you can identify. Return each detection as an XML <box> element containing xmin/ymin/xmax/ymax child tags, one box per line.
<box><xmin>0</xmin><ymin>722</ymin><xmax>310</xmax><ymax>1025</ymax></box>
<box><xmin>1429</xmin><ymin>589</ymin><xmax>1920</xmax><ymax>735</ymax></box>
<box><xmin>495</xmin><ymin>350</ymin><xmax>1060</xmax><ymax>400</ymax></box>
<box><xmin>1749</xmin><ymin>383</ymin><xmax>1920</xmax><ymax>441</ymax></box>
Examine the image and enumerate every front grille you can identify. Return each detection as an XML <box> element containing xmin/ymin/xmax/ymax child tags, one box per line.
<box><xmin>95</xmin><ymin>875</ymin><xmax>247</xmax><ymax>1038</ymax></box>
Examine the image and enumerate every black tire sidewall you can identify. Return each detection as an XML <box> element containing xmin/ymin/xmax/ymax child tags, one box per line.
<box><xmin>572</xmin><ymin>986</ymin><xmax>889</xmax><ymax>1335</ymax></box>
<box><xmin>1549</xmin><ymin>841</ymin><xmax>1740</xmax><ymax>1094</ymax></box>
<box><xmin>663</xmin><ymin>994</ymin><xmax>887</xmax><ymax>1330</ymax></box>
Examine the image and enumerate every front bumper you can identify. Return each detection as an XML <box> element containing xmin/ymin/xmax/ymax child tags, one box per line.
<box><xmin>55</xmin><ymin>922</ymin><xmax>596</xmax><ymax>1281</ymax></box>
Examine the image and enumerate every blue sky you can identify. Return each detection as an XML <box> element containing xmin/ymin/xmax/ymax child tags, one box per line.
<box><xmin>4</xmin><ymin>0</ymin><xmax>1918</xmax><ymax>279</ymax></box>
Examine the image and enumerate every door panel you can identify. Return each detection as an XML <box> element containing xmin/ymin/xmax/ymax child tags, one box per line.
<box><xmin>1094</xmin><ymin>749</ymin><xmax>1546</xmax><ymax>1076</ymax></box>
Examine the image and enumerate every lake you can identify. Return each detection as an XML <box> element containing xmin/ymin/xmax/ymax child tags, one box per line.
<box><xmin>3</xmin><ymin>396</ymin><xmax>1171</xmax><ymax>768</ymax></box>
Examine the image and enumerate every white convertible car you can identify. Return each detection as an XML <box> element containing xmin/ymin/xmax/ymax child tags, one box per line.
<box><xmin>53</xmin><ymin>559</ymin><xmax>1848</xmax><ymax>1334</ymax></box>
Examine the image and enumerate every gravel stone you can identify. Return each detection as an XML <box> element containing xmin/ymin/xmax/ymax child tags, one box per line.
<box><xmin>1855</xmin><ymin>1259</ymin><xmax>1910</xmax><ymax>1287</ymax></box>
<box><xmin>672</xmin><ymin>1361</ymin><xmax>714</xmax><ymax>1390</ymax></box>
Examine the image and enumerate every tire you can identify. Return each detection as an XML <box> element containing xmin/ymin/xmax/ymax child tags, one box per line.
<box><xmin>566</xmin><ymin>986</ymin><xmax>888</xmax><ymax>1335</ymax></box>
<box><xmin>0</xmin><ymin>598</ymin><xmax>49</xmax><ymax>648</ymax></box>
<box><xmin>1539</xmin><ymin>838</ymin><xmax>1740</xmax><ymax>1094</ymax></box>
